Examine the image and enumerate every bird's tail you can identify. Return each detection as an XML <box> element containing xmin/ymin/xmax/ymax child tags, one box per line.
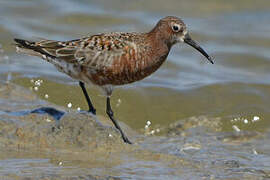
<box><xmin>14</xmin><ymin>38</ymin><xmax>44</xmax><ymax>57</ymax></box>
<box><xmin>14</xmin><ymin>38</ymin><xmax>35</xmax><ymax>49</ymax></box>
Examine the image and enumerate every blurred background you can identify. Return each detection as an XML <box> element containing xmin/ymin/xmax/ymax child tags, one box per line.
<box><xmin>0</xmin><ymin>0</ymin><xmax>270</xmax><ymax>136</ymax></box>
<box><xmin>1</xmin><ymin>0</ymin><xmax>270</xmax><ymax>179</ymax></box>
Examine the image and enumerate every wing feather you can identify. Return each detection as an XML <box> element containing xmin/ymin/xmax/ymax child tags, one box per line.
<box><xmin>15</xmin><ymin>32</ymin><xmax>142</xmax><ymax>70</ymax></box>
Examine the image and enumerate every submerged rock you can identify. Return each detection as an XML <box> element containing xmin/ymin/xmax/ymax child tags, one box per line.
<box><xmin>0</xmin><ymin>81</ymin><xmax>131</xmax><ymax>152</ymax></box>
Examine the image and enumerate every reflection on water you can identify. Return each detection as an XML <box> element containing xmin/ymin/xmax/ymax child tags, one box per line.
<box><xmin>1</xmin><ymin>0</ymin><xmax>270</xmax><ymax>179</ymax></box>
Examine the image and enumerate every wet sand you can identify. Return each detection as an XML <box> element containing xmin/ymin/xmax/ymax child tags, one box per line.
<box><xmin>0</xmin><ymin>81</ymin><xmax>270</xmax><ymax>179</ymax></box>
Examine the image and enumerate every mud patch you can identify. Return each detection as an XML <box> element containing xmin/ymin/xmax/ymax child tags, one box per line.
<box><xmin>0</xmin><ymin>81</ymin><xmax>270</xmax><ymax>179</ymax></box>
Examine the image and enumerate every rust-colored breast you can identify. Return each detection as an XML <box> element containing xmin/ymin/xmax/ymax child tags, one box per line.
<box><xmin>89</xmin><ymin>39</ymin><xmax>169</xmax><ymax>86</ymax></box>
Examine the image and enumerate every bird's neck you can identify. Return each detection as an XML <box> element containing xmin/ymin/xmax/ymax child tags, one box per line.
<box><xmin>147</xmin><ymin>26</ymin><xmax>173</xmax><ymax>49</ymax></box>
<box><xmin>136</xmin><ymin>32</ymin><xmax>170</xmax><ymax>76</ymax></box>
<box><xmin>146</xmin><ymin>30</ymin><xmax>171</xmax><ymax>61</ymax></box>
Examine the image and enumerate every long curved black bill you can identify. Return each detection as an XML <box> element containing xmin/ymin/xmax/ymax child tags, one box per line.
<box><xmin>184</xmin><ymin>33</ymin><xmax>214</xmax><ymax>64</ymax></box>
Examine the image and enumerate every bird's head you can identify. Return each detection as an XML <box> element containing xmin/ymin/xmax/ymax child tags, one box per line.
<box><xmin>151</xmin><ymin>16</ymin><xmax>213</xmax><ymax>64</ymax></box>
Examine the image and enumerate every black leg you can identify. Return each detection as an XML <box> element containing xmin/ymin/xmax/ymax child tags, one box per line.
<box><xmin>106</xmin><ymin>97</ymin><xmax>132</xmax><ymax>144</ymax></box>
<box><xmin>79</xmin><ymin>81</ymin><xmax>96</xmax><ymax>115</ymax></box>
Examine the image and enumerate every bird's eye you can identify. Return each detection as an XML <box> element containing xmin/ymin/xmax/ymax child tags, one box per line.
<box><xmin>172</xmin><ymin>24</ymin><xmax>181</xmax><ymax>32</ymax></box>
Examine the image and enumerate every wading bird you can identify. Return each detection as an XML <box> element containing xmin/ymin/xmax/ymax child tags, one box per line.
<box><xmin>14</xmin><ymin>16</ymin><xmax>213</xmax><ymax>144</ymax></box>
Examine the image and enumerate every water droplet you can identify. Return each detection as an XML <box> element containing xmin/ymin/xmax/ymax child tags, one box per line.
<box><xmin>252</xmin><ymin>149</ymin><xmax>258</xmax><ymax>155</ymax></box>
<box><xmin>232</xmin><ymin>125</ymin><xmax>240</xmax><ymax>132</ymax></box>
<box><xmin>35</xmin><ymin>80</ymin><xmax>42</xmax><ymax>86</ymax></box>
<box><xmin>252</xmin><ymin>116</ymin><xmax>260</xmax><ymax>122</ymax></box>
<box><xmin>46</xmin><ymin>118</ymin><xmax>52</xmax><ymax>122</ymax></box>
<box><xmin>116</xmin><ymin>98</ymin><xmax>122</xmax><ymax>107</ymax></box>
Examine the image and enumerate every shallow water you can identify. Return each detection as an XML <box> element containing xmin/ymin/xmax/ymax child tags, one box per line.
<box><xmin>0</xmin><ymin>0</ymin><xmax>270</xmax><ymax>179</ymax></box>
